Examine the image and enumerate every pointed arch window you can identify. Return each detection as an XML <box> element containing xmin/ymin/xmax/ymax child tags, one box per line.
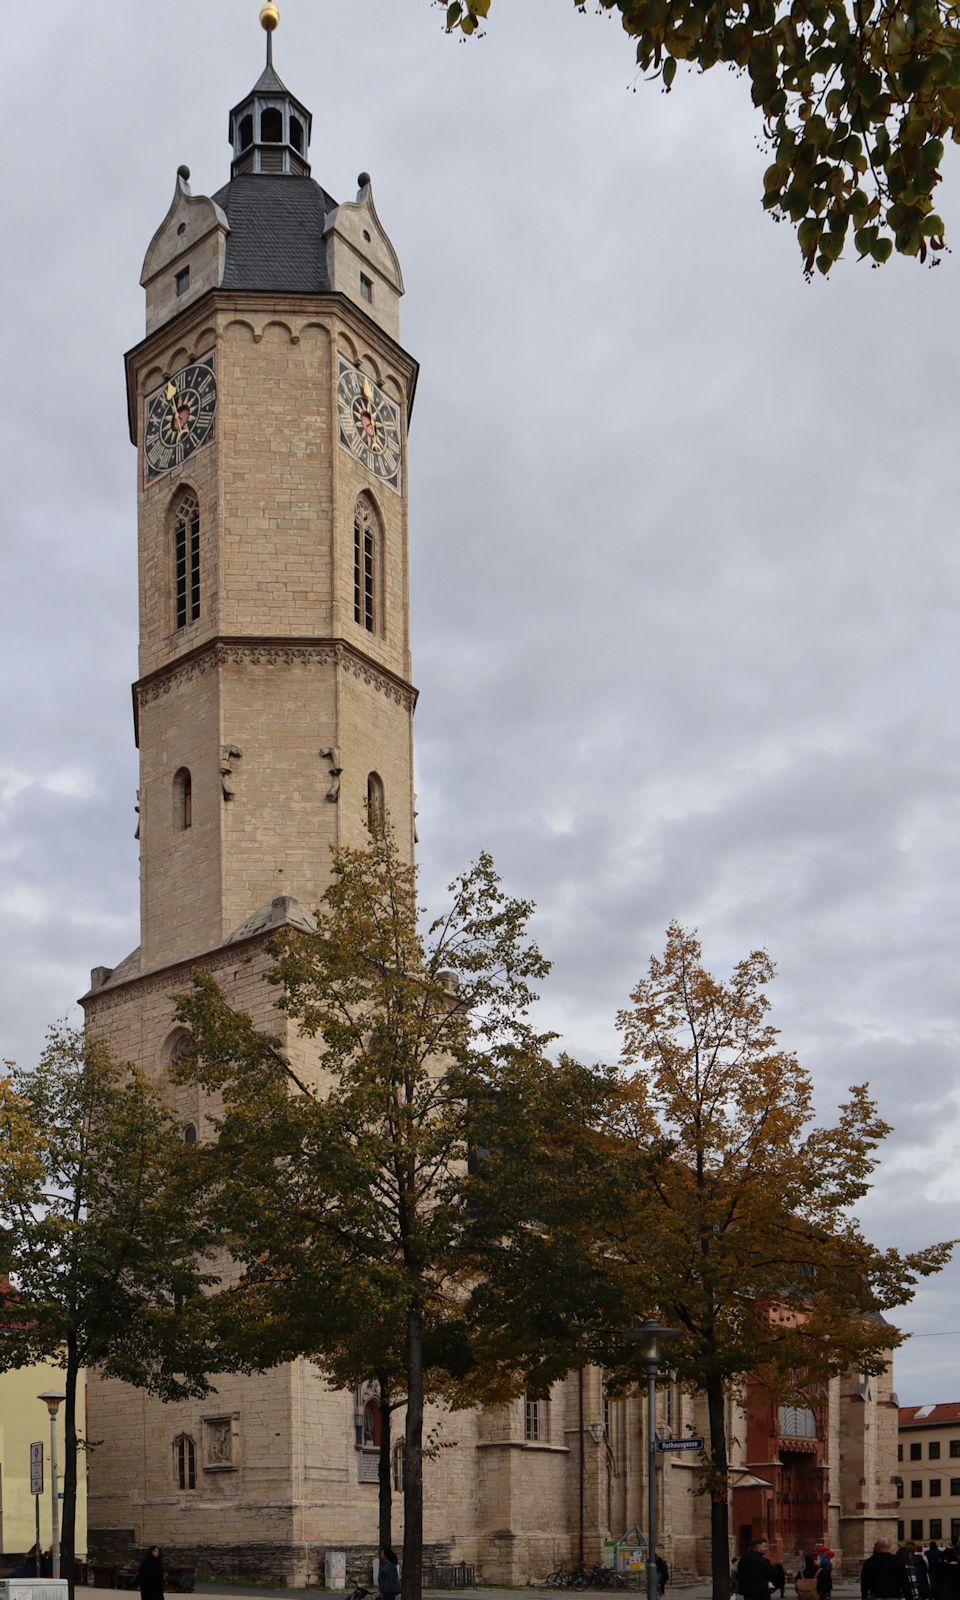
<box><xmin>367</xmin><ymin>773</ymin><xmax>385</xmax><ymax>837</ymax></box>
<box><xmin>175</xmin><ymin>1433</ymin><xmax>197</xmax><ymax>1491</ymax></box>
<box><xmin>353</xmin><ymin>497</ymin><xmax>381</xmax><ymax>635</ymax></box>
<box><xmin>174</xmin><ymin>768</ymin><xmax>192</xmax><ymax>831</ymax></box>
<box><xmin>173</xmin><ymin>491</ymin><xmax>201</xmax><ymax>629</ymax></box>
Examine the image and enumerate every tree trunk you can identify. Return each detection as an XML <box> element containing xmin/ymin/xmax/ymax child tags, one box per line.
<box><xmin>378</xmin><ymin>1371</ymin><xmax>393</xmax><ymax>1555</ymax></box>
<box><xmin>401</xmin><ymin>1303</ymin><xmax>424</xmax><ymax>1600</ymax></box>
<box><xmin>62</xmin><ymin>1330</ymin><xmax>79</xmax><ymax>1600</ymax></box>
<box><xmin>706</xmin><ymin>1371</ymin><xmax>731</xmax><ymax>1600</ymax></box>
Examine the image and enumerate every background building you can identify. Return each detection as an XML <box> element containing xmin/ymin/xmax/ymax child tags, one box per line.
<box><xmin>0</xmin><ymin>1359</ymin><xmax>87</xmax><ymax>1564</ymax></box>
<box><xmin>897</xmin><ymin>1403</ymin><xmax>960</xmax><ymax>1548</ymax></box>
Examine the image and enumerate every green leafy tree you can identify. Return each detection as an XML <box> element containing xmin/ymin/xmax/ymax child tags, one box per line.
<box><xmin>441</xmin><ymin>0</ymin><xmax>958</xmax><ymax>273</ymax></box>
<box><xmin>174</xmin><ymin>832</ymin><xmax>605</xmax><ymax>1600</ymax></box>
<box><xmin>602</xmin><ymin>923</ymin><xmax>953</xmax><ymax>1600</ymax></box>
<box><xmin>0</xmin><ymin>1028</ymin><xmax>215</xmax><ymax>1597</ymax></box>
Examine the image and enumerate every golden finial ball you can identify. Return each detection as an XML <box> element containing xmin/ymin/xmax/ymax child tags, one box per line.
<box><xmin>260</xmin><ymin>3</ymin><xmax>280</xmax><ymax>31</ymax></box>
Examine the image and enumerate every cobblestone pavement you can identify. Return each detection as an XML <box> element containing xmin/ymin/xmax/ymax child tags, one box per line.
<box><xmin>80</xmin><ymin>1581</ymin><xmax>863</xmax><ymax>1600</ymax></box>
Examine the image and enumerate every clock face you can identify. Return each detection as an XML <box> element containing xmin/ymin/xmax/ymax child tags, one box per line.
<box><xmin>337</xmin><ymin>361</ymin><xmax>402</xmax><ymax>491</ymax></box>
<box><xmin>143</xmin><ymin>356</ymin><xmax>217</xmax><ymax>482</ymax></box>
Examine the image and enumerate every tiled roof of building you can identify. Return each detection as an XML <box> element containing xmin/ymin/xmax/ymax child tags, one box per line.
<box><xmin>900</xmin><ymin>1403</ymin><xmax>960</xmax><ymax>1425</ymax></box>
<box><xmin>211</xmin><ymin>175</ymin><xmax>338</xmax><ymax>294</ymax></box>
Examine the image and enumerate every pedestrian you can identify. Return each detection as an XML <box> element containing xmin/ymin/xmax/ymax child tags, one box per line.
<box><xmin>933</xmin><ymin>1547</ymin><xmax>960</xmax><ymax>1600</ymax></box>
<box><xmin>378</xmin><ymin>1547</ymin><xmax>401</xmax><ymax>1600</ymax></box>
<box><xmin>655</xmin><ymin>1553</ymin><xmax>669</xmax><ymax>1597</ymax></box>
<box><xmin>770</xmin><ymin>1561</ymin><xmax>786</xmax><ymax>1599</ymax></box>
<box><xmin>136</xmin><ymin>1546</ymin><xmax>164</xmax><ymax>1600</ymax></box>
<box><xmin>909</xmin><ymin>1543</ymin><xmax>931</xmax><ymax>1599</ymax></box>
<box><xmin>796</xmin><ymin>1554</ymin><xmax>831</xmax><ymax>1598</ymax></box>
<box><xmin>861</xmin><ymin>1539</ymin><xmax>911</xmax><ymax>1600</ymax></box>
<box><xmin>737</xmin><ymin>1539</ymin><xmax>776</xmax><ymax>1600</ymax></box>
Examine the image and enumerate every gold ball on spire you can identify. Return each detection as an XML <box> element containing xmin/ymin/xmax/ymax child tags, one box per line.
<box><xmin>260</xmin><ymin>3</ymin><xmax>280</xmax><ymax>31</ymax></box>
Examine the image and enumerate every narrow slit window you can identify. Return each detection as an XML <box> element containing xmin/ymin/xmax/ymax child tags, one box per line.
<box><xmin>175</xmin><ymin>265</ymin><xmax>190</xmax><ymax>297</ymax></box>
<box><xmin>360</xmin><ymin>273</ymin><xmax>373</xmax><ymax>303</ymax></box>
<box><xmin>367</xmin><ymin>772</ymin><xmax>385</xmax><ymax>837</ymax></box>
<box><xmin>174</xmin><ymin>493</ymin><xmax>201</xmax><ymax>628</ymax></box>
<box><xmin>174</xmin><ymin>768</ymin><xmax>192</xmax><ymax>831</ymax></box>
<box><xmin>353</xmin><ymin>498</ymin><xmax>379</xmax><ymax>634</ymax></box>
<box><xmin>524</xmin><ymin>1398</ymin><xmax>541</xmax><ymax>1442</ymax></box>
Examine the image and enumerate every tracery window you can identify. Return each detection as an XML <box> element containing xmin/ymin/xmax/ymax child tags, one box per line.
<box><xmin>173</xmin><ymin>491</ymin><xmax>200</xmax><ymax>629</ymax></box>
<box><xmin>175</xmin><ymin>1433</ymin><xmax>197</xmax><ymax>1490</ymax></box>
<box><xmin>353</xmin><ymin>497</ymin><xmax>381</xmax><ymax>634</ymax></box>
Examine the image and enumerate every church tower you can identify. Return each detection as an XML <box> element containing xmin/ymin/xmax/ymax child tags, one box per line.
<box><xmin>81</xmin><ymin>8</ymin><xmax>426</xmax><ymax>1578</ymax></box>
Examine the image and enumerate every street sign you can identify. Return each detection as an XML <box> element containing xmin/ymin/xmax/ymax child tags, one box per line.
<box><xmin>30</xmin><ymin>1440</ymin><xmax>44</xmax><ymax>1495</ymax></box>
<box><xmin>656</xmin><ymin>1436</ymin><xmax>704</xmax><ymax>1452</ymax></box>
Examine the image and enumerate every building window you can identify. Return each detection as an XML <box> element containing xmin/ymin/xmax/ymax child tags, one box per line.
<box><xmin>392</xmin><ymin>1440</ymin><xmax>405</xmax><ymax>1492</ymax></box>
<box><xmin>353</xmin><ymin>498</ymin><xmax>379</xmax><ymax>633</ymax></box>
<box><xmin>175</xmin><ymin>1433</ymin><xmax>197</xmax><ymax>1490</ymax></box>
<box><xmin>931</xmin><ymin>1520</ymin><xmax>943</xmax><ymax>1540</ymax></box>
<box><xmin>360</xmin><ymin>273</ymin><xmax>373</xmax><ymax>303</ymax></box>
<box><xmin>950</xmin><ymin>1479</ymin><xmax>960</xmax><ymax>1496</ymax></box>
<box><xmin>260</xmin><ymin>106</ymin><xmax>283</xmax><ymax>143</ymax></box>
<box><xmin>951</xmin><ymin>1441</ymin><xmax>960</xmax><ymax>1459</ymax></box>
<box><xmin>912</xmin><ymin>1521</ymin><xmax>924</xmax><ymax>1541</ymax></box>
<box><xmin>173</xmin><ymin>491</ymin><xmax>201</xmax><ymax>628</ymax></box>
<box><xmin>290</xmin><ymin>115</ymin><xmax>304</xmax><ymax>153</ymax></box>
<box><xmin>899</xmin><ymin>1444</ymin><xmax>904</xmax><ymax>1461</ymax></box>
<box><xmin>931</xmin><ymin>1480</ymin><xmax>942</xmax><ymax>1497</ymax></box>
<box><xmin>175</xmin><ymin>266</ymin><xmax>190</xmax><ymax>297</ymax></box>
<box><xmin>524</xmin><ymin>1398</ymin><xmax>542</xmax><ymax>1442</ymax></box>
<box><xmin>911</xmin><ymin>1481</ymin><xmax>923</xmax><ymax>1498</ymax></box>
<box><xmin>603</xmin><ymin>1393</ymin><xmax>611</xmax><ymax>1440</ymax></box>
<box><xmin>174</xmin><ymin>767</ymin><xmax>192</xmax><ymax>831</ymax></box>
<box><xmin>951</xmin><ymin>1520</ymin><xmax>960</xmax><ymax>1545</ymax></box>
<box><xmin>898</xmin><ymin>1522</ymin><xmax>905</xmax><ymax>1543</ymax></box>
<box><xmin>183</xmin><ymin>1123</ymin><xmax>197</xmax><ymax>1145</ymax></box>
<box><xmin>931</xmin><ymin>1441</ymin><xmax>942</xmax><ymax>1459</ymax></box>
<box><xmin>912</xmin><ymin>1442</ymin><xmax>923</xmax><ymax>1461</ymax></box>
<box><xmin>779</xmin><ymin>1406</ymin><xmax>817</xmax><ymax>1439</ymax></box>
<box><xmin>894</xmin><ymin>1478</ymin><xmax>904</xmax><ymax>1500</ymax></box>
<box><xmin>367</xmin><ymin>772</ymin><xmax>385</xmax><ymax>837</ymax></box>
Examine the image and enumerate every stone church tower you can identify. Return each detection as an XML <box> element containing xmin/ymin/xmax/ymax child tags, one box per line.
<box><xmin>81</xmin><ymin>10</ymin><xmax>899</xmax><ymax>1584</ymax></box>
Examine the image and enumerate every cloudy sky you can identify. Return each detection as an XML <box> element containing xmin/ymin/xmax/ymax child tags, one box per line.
<box><xmin>4</xmin><ymin>0</ymin><xmax>958</xmax><ymax>1403</ymax></box>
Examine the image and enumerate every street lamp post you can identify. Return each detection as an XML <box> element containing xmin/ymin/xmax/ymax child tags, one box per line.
<box><xmin>626</xmin><ymin>1323</ymin><xmax>682</xmax><ymax>1600</ymax></box>
<box><xmin>38</xmin><ymin>1390</ymin><xmax>65</xmax><ymax>1579</ymax></box>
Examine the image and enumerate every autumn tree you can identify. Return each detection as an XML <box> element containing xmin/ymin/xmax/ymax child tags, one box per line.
<box><xmin>174</xmin><ymin>832</ymin><xmax>610</xmax><ymax>1600</ymax></box>
<box><xmin>441</xmin><ymin>0</ymin><xmax>958</xmax><ymax>273</ymax></box>
<box><xmin>0</xmin><ymin>1029</ymin><xmax>215</xmax><ymax>1597</ymax></box>
<box><xmin>602</xmin><ymin>923</ymin><xmax>952</xmax><ymax>1600</ymax></box>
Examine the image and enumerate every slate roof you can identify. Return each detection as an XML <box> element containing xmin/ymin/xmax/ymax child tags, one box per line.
<box><xmin>900</xmin><ymin>1403</ymin><xmax>960</xmax><ymax>1427</ymax></box>
<box><xmin>212</xmin><ymin>174</ymin><xmax>338</xmax><ymax>295</ymax></box>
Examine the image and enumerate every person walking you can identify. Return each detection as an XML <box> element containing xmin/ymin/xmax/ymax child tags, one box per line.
<box><xmin>378</xmin><ymin>1548</ymin><xmax>401</xmax><ymax>1600</ymax></box>
<box><xmin>933</xmin><ymin>1547</ymin><xmax>960</xmax><ymax>1600</ymax></box>
<box><xmin>796</xmin><ymin>1554</ymin><xmax>832</xmax><ymax>1599</ymax></box>
<box><xmin>738</xmin><ymin>1539</ymin><xmax>776</xmax><ymax>1600</ymax></box>
<box><xmin>655</xmin><ymin>1553</ymin><xmax>669</xmax><ymax>1597</ymax></box>
<box><xmin>908</xmin><ymin>1543</ymin><xmax>931</xmax><ymax>1599</ymax></box>
<box><xmin>135</xmin><ymin>1546</ymin><xmax>164</xmax><ymax>1600</ymax></box>
<box><xmin>861</xmin><ymin>1539</ymin><xmax>911</xmax><ymax>1600</ymax></box>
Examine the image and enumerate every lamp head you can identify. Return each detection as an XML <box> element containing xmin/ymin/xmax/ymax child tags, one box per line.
<box><xmin>37</xmin><ymin>1389</ymin><xmax>65</xmax><ymax>1414</ymax></box>
<box><xmin>624</xmin><ymin>1321</ymin><xmax>683</xmax><ymax>1370</ymax></box>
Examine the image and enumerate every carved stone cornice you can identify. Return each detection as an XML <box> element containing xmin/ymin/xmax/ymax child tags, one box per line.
<box><xmin>133</xmin><ymin>636</ymin><xmax>418</xmax><ymax>721</ymax></box>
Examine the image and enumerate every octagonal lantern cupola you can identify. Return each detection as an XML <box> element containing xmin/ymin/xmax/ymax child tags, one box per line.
<box><xmin>229</xmin><ymin>6</ymin><xmax>312</xmax><ymax>176</ymax></box>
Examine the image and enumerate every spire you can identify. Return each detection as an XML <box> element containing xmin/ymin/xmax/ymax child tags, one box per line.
<box><xmin>228</xmin><ymin>4</ymin><xmax>312</xmax><ymax>178</ymax></box>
